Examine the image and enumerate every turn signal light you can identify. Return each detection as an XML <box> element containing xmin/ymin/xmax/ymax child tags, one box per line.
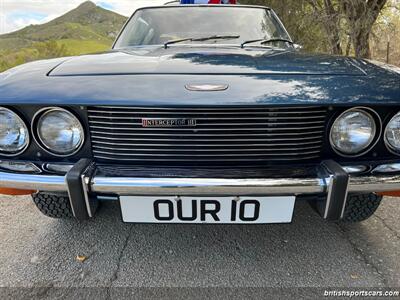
<box><xmin>377</xmin><ymin>191</ymin><xmax>400</xmax><ymax>197</ymax></box>
<box><xmin>372</xmin><ymin>163</ymin><xmax>400</xmax><ymax>174</ymax></box>
<box><xmin>0</xmin><ymin>161</ymin><xmax>41</xmax><ymax>173</ymax></box>
<box><xmin>0</xmin><ymin>188</ymin><xmax>36</xmax><ymax>196</ymax></box>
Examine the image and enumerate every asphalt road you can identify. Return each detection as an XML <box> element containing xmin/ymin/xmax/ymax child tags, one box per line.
<box><xmin>0</xmin><ymin>195</ymin><xmax>399</xmax><ymax>298</ymax></box>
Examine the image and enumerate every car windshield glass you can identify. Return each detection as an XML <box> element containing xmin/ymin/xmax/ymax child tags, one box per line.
<box><xmin>114</xmin><ymin>6</ymin><xmax>291</xmax><ymax>48</ymax></box>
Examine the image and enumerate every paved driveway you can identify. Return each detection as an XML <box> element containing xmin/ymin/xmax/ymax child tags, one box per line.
<box><xmin>0</xmin><ymin>195</ymin><xmax>399</xmax><ymax>297</ymax></box>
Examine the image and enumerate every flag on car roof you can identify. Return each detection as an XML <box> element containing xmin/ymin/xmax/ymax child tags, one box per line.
<box><xmin>180</xmin><ymin>0</ymin><xmax>237</xmax><ymax>4</ymax></box>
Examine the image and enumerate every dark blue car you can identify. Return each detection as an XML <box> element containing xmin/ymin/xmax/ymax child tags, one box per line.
<box><xmin>1</xmin><ymin>4</ymin><xmax>400</xmax><ymax>224</ymax></box>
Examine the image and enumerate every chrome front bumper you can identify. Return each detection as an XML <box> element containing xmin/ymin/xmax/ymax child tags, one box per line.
<box><xmin>1</xmin><ymin>169</ymin><xmax>400</xmax><ymax>195</ymax></box>
<box><xmin>92</xmin><ymin>175</ymin><xmax>400</xmax><ymax>195</ymax></box>
<box><xmin>1</xmin><ymin>160</ymin><xmax>400</xmax><ymax>221</ymax></box>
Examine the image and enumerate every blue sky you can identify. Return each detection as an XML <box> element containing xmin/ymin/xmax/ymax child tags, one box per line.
<box><xmin>97</xmin><ymin>1</ymin><xmax>116</xmax><ymax>10</ymax></box>
<box><xmin>0</xmin><ymin>0</ymin><xmax>166</xmax><ymax>34</ymax></box>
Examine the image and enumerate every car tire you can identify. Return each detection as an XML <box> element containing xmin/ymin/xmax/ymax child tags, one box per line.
<box><xmin>341</xmin><ymin>193</ymin><xmax>382</xmax><ymax>223</ymax></box>
<box><xmin>32</xmin><ymin>192</ymin><xmax>74</xmax><ymax>219</ymax></box>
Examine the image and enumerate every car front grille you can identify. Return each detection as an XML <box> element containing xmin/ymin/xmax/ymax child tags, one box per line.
<box><xmin>87</xmin><ymin>106</ymin><xmax>328</xmax><ymax>166</ymax></box>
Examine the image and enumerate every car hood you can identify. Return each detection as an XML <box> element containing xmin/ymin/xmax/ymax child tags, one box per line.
<box><xmin>48</xmin><ymin>46</ymin><xmax>367</xmax><ymax>76</ymax></box>
<box><xmin>1</xmin><ymin>48</ymin><xmax>399</xmax><ymax>106</ymax></box>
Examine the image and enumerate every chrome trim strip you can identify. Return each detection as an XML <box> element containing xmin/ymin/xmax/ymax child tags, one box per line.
<box><xmin>323</xmin><ymin>175</ymin><xmax>334</xmax><ymax>219</ymax></box>
<box><xmin>81</xmin><ymin>168</ymin><xmax>92</xmax><ymax>218</ymax></box>
<box><xmin>340</xmin><ymin>180</ymin><xmax>350</xmax><ymax>219</ymax></box>
<box><xmin>81</xmin><ymin>161</ymin><xmax>98</xmax><ymax>218</ymax></box>
<box><xmin>65</xmin><ymin>175</ymin><xmax>77</xmax><ymax>217</ymax></box>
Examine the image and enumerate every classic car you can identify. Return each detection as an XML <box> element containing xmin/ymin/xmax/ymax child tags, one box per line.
<box><xmin>1</xmin><ymin>4</ymin><xmax>400</xmax><ymax>224</ymax></box>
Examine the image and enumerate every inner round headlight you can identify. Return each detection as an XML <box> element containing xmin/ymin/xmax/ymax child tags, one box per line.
<box><xmin>0</xmin><ymin>107</ymin><xmax>29</xmax><ymax>156</ymax></box>
<box><xmin>330</xmin><ymin>108</ymin><xmax>377</xmax><ymax>156</ymax></box>
<box><xmin>385</xmin><ymin>112</ymin><xmax>400</xmax><ymax>154</ymax></box>
<box><xmin>36</xmin><ymin>108</ymin><xmax>84</xmax><ymax>156</ymax></box>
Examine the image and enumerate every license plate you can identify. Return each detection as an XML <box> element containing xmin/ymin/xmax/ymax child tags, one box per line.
<box><xmin>120</xmin><ymin>196</ymin><xmax>295</xmax><ymax>224</ymax></box>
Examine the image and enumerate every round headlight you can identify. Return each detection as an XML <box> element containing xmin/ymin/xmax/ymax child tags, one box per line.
<box><xmin>385</xmin><ymin>112</ymin><xmax>400</xmax><ymax>154</ymax></box>
<box><xmin>330</xmin><ymin>108</ymin><xmax>377</xmax><ymax>156</ymax></box>
<box><xmin>0</xmin><ymin>107</ymin><xmax>29</xmax><ymax>156</ymax></box>
<box><xmin>36</xmin><ymin>108</ymin><xmax>84</xmax><ymax>156</ymax></box>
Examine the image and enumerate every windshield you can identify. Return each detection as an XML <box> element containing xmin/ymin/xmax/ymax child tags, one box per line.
<box><xmin>114</xmin><ymin>6</ymin><xmax>291</xmax><ymax>48</ymax></box>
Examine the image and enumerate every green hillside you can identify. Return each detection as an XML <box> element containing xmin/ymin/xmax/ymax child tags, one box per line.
<box><xmin>0</xmin><ymin>1</ymin><xmax>127</xmax><ymax>72</ymax></box>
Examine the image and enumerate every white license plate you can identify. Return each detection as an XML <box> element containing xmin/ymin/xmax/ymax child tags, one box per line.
<box><xmin>120</xmin><ymin>196</ymin><xmax>295</xmax><ymax>224</ymax></box>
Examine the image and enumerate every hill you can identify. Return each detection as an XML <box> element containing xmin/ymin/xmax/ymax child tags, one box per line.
<box><xmin>0</xmin><ymin>1</ymin><xmax>128</xmax><ymax>71</ymax></box>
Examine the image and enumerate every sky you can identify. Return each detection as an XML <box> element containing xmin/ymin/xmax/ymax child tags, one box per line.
<box><xmin>0</xmin><ymin>0</ymin><xmax>167</xmax><ymax>34</ymax></box>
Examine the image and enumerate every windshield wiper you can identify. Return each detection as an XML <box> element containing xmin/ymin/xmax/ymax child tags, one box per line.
<box><xmin>164</xmin><ymin>35</ymin><xmax>240</xmax><ymax>49</ymax></box>
<box><xmin>241</xmin><ymin>38</ymin><xmax>293</xmax><ymax>48</ymax></box>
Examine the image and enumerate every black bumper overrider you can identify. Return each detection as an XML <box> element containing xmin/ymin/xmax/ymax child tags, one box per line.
<box><xmin>1</xmin><ymin>159</ymin><xmax>400</xmax><ymax>221</ymax></box>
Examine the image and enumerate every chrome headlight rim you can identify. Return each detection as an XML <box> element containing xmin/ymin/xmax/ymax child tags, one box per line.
<box><xmin>0</xmin><ymin>107</ymin><xmax>30</xmax><ymax>157</ymax></box>
<box><xmin>32</xmin><ymin>107</ymin><xmax>85</xmax><ymax>157</ymax></box>
<box><xmin>384</xmin><ymin>111</ymin><xmax>400</xmax><ymax>156</ymax></box>
<box><xmin>329</xmin><ymin>107</ymin><xmax>381</xmax><ymax>158</ymax></box>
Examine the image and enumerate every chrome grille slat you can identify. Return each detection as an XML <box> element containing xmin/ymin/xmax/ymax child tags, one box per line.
<box><xmin>91</xmin><ymin>105</ymin><xmax>323</xmax><ymax>110</ymax></box>
<box><xmin>88</xmin><ymin>116</ymin><xmax>326</xmax><ymax>121</ymax></box>
<box><xmin>87</xmin><ymin>110</ymin><xmax>327</xmax><ymax>115</ymax></box>
<box><xmin>91</xmin><ymin>140</ymin><xmax>323</xmax><ymax>147</ymax></box>
<box><xmin>89</xmin><ymin>121</ymin><xmax>325</xmax><ymax>128</ymax></box>
<box><xmin>92</xmin><ymin>132</ymin><xmax>320</xmax><ymax>142</ymax></box>
<box><xmin>90</xmin><ymin>131</ymin><xmax>324</xmax><ymax>137</ymax></box>
<box><xmin>89</xmin><ymin>125</ymin><xmax>325</xmax><ymax>132</ymax></box>
<box><xmin>93</xmin><ymin>155</ymin><xmax>321</xmax><ymax>162</ymax></box>
<box><xmin>92</xmin><ymin>144</ymin><xmax>322</xmax><ymax>152</ymax></box>
<box><xmin>88</xmin><ymin>111</ymin><xmax>325</xmax><ymax>119</ymax></box>
<box><xmin>93</xmin><ymin>149</ymin><xmax>321</xmax><ymax>157</ymax></box>
<box><xmin>88</xmin><ymin>106</ymin><xmax>327</xmax><ymax>165</ymax></box>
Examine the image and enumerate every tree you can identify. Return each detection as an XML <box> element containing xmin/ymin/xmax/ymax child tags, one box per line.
<box><xmin>240</xmin><ymin>0</ymin><xmax>330</xmax><ymax>53</ymax></box>
<box><xmin>241</xmin><ymin>0</ymin><xmax>390</xmax><ymax>58</ymax></box>
<box><xmin>341</xmin><ymin>0</ymin><xmax>388</xmax><ymax>58</ymax></box>
<box><xmin>33</xmin><ymin>40</ymin><xmax>70</xmax><ymax>59</ymax></box>
<box><xmin>371</xmin><ymin>2</ymin><xmax>400</xmax><ymax>64</ymax></box>
<box><xmin>308</xmin><ymin>0</ymin><xmax>343</xmax><ymax>55</ymax></box>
